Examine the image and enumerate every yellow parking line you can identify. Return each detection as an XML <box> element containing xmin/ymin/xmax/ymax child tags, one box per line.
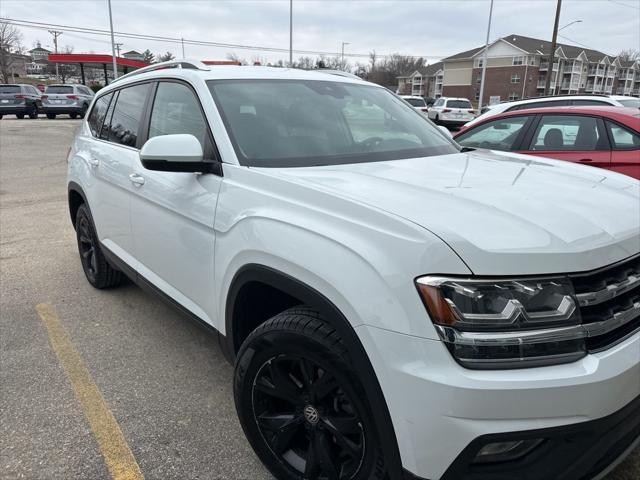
<box><xmin>36</xmin><ymin>303</ymin><xmax>144</xmax><ymax>480</ymax></box>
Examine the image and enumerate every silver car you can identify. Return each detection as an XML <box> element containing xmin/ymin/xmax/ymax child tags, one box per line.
<box><xmin>42</xmin><ymin>84</ymin><xmax>95</xmax><ymax>119</ymax></box>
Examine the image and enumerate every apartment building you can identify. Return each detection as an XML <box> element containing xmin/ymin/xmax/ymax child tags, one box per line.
<box><xmin>436</xmin><ymin>34</ymin><xmax>638</xmax><ymax>106</ymax></box>
<box><xmin>396</xmin><ymin>62</ymin><xmax>443</xmax><ymax>99</ymax></box>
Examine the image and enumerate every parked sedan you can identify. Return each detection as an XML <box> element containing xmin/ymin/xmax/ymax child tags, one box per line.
<box><xmin>42</xmin><ymin>84</ymin><xmax>94</xmax><ymax>119</ymax></box>
<box><xmin>0</xmin><ymin>84</ymin><xmax>41</xmax><ymax>119</ymax></box>
<box><xmin>454</xmin><ymin>106</ymin><xmax>640</xmax><ymax>179</ymax></box>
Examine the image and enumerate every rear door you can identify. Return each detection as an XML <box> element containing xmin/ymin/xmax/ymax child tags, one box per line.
<box><xmin>605</xmin><ymin>120</ymin><xmax>640</xmax><ymax>179</ymax></box>
<box><xmin>129</xmin><ymin>80</ymin><xmax>223</xmax><ymax>325</ymax></box>
<box><xmin>520</xmin><ymin>114</ymin><xmax>611</xmax><ymax>169</ymax></box>
<box><xmin>84</xmin><ymin>82</ymin><xmax>152</xmax><ymax>267</ymax></box>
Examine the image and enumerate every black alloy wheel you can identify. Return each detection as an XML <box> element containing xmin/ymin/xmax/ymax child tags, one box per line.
<box><xmin>16</xmin><ymin>113</ymin><xmax>24</xmax><ymax>119</ymax></box>
<box><xmin>77</xmin><ymin>212</ymin><xmax>98</xmax><ymax>284</ymax></box>
<box><xmin>235</xmin><ymin>308</ymin><xmax>386</xmax><ymax>480</ymax></box>
<box><xmin>253</xmin><ymin>355</ymin><xmax>366</xmax><ymax>479</ymax></box>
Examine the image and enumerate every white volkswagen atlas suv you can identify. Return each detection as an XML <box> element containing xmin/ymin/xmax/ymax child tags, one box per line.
<box><xmin>67</xmin><ymin>60</ymin><xmax>640</xmax><ymax>480</ymax></box>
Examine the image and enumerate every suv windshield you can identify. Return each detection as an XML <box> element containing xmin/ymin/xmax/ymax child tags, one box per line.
<box><xmin>46</xmin><ymin>86</ymin><xmax>74</xmax><ymax>94</ymax></box>
<box><xmin>446</xmin><ymin>100</ymin><xmax>472</xmax><ymax>109</ymax></box>
<box><xmin>208</xmin><ymin>80</ymin><xmax>457</xmax><ymax>167</ymax></box>
<box><xmin>0</xmin><ymin>85</ymin><xmax>20</xmax><ymax>93</ymax></box>
<box><xmin>405</xmin><ymin>98</ymin><xmax>426</xmax><ymax>107</ymax></box>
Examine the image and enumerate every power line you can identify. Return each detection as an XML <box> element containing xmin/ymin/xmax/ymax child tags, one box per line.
<box><xmin>607</xmin><ymin>0</ymin><xmax>640</xmax><ymax>11</ymax></box>
<box><xmin>4</xmin><ymin>17</ymin><xmax>445</xmax><ymax>60</ymax></box>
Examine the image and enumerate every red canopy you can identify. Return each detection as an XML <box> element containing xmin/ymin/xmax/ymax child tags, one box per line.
<box><xmin>48</xmin><ymin>54</ymin><xmax>148</xmax><ymax>70</ymax></box>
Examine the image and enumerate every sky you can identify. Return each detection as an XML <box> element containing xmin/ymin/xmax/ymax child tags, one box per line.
<box><xmin>1</xmin><ymin>0</ymin><xmax>639</xmax><ymax>66</ymax></box>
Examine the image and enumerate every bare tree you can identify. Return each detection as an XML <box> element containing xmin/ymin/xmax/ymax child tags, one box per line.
<box><xmin>226</xmin><ymin>52</ymin><xmax>246</xmax><ymax>65</ymax></box>
<box><xmin>59</xmin><ymin>44</ymin><xmax>75</xmax><ymax>83</ymax></box>
<box><xmin>250</xmin><ymin>54</ymin><xmax>267</xmax><ymax>66</ymax></box>
<box><xmin>618</xmin><ymin>49</ymin><xmax>640</xmax><ymax>62</ymax></box>
<box><xmin>0</xmin><ymin>19</ymin><xmax>24</xmax><ymax>83</ymax></box>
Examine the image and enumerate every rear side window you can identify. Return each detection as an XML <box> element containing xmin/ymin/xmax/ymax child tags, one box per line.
<box><xmin>46</xmin><ymin>86</ymin><xmax>74</xmax><ymax>94</ymax></box>
<box><xmin>571</xmin><ymin>99</ymin><xmax>607</xmax><ymax>106</ymax></box>
<box><xmin>87</xmin><ymin>92</ymin><xmax>113</xmax><ymax>137</ymax></box>
<box><xmin>606</xmin><ymin>121</ymin><xmax>640</xmax><ymax>150</ymax></box>
<box><xmin>0</xmin><ymin>85</ymin><xmax>20</xmax><ymax>93</ymax></box>
<box><xmin>530</xmin><ymin>115</ymin><xmax>604</xmax><ymax>151</ymax></box>
<box><xmin>149</xmin><ymin>82</ymin><xmax>208</xmax><ymax>148</ymax></box>
<box><xmin>507</xmin><ymin>99</ymin><xmax>570</xmax><ymax>112</ymax></box>
<box><xmin>455</xmin><ymin>116</ymin><xmax>530</xmax><ymax>151</ymax></box>
<box><xmin>106</xmin><ymin>83</ymin><xmax>150</xmax><ymax>147</ymax></box>
<box><xmin>446</xmin><ymin>100</ymin><xmax>472</xmax><ymax>109</ymax></box>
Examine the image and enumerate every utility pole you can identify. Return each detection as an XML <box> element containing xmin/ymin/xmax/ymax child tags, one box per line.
<box><xmin>114</xmin><ymin>43</ymin><xmax>123</xmax><ymax>57</ymax></box>
<box><xmin>107</xmin><ymin>0</ymin><xmax>118</xmax><ymax>80</ymax></box>
<box><xmin>289</xmin><ymin>0</ymin><xmax>293</xmax><ymax>67</ymax></box>
<box><xmin>181</xmin><ymin>38</ymin><xmax>185</xmax><ymax>59</ymax></box>
<box><xmin>544</xmin><ymin>0</ymin><xmax>562</xmax><ymax>95</ymax></box>
<box><xmin>477</xmin><ymin>0</ymin><xmax>494</xmax><ymax>112</ymax></box>
<box><xmin>48</xmin><ymin>30</ymin><xmax>62</xmax><ymax>80</ymax></box>
<box><xmin>341</xmin><ymin>42</ymin><xmax>350</xmax><ymax>66</ymax></box>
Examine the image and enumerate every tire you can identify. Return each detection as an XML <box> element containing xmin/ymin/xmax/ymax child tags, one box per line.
<box><xmin>434</xmin><ymin>114</ymin><xmax>440</xmax><ymax>125</ymax></box>
<box><xmin>234</xmin><ymin>307</ymin><xmax>387</xmax><ymax>480</ymax></box>
<box><xmin>16</xmin><ymin>113</ymin><xmax>24</xmax><ymax>119</ymax></box>
<box><xmin>69</xmin><ymin>113</ymin><xmax>78</xmax><ymax>119</ymax></box>
<box><xmin>79</xmin><ymin>104</ymin><xmax>88</xmax><ymax>119</ymax></box>
<box><xmin>75</xmin><ymin>203</ymin><xmax>123</xmax><ymax>289</ymax></box>
<box><xmin>0</xmin><ymin>114</ymin><xmax>3</xmax><ymax>119</ymax></box>
<box><xmin>28</xmin><ymin>105</ymin><xmax>38</xmax><ymax>119</ymax></box>
<box><xmin>46</xmin><ymin>113</ymin><xmax>56</xmax><ymax>119</ymax></box>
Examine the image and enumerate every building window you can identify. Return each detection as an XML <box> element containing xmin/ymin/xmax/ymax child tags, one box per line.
<box><xmin>476</xmin><ymin>76</ymin><xmax>482</xmax><ymax>84</ymax></box>
<box><xmin>512</xmin><ymin>56</ymin><xmax>526</xmax><ymax>66</ymax></box>
<box><xmin>511</xmin><ymin>74</ymin><xmax>520</xmax><ymax>84</ymax></box>
<box><xmin>508</xmin><ymin>93</ymin><xmax>519</xmax><ymax>101</ymax></box>
<box><xmin>475</xmin><ymin>91</ymin><xmax>480</xmax><ymax>100</ymax></box>
<box><xmin>474</xmin><ymin>58</ymin><xmax>484</xmax><ymax>68</ymax></box>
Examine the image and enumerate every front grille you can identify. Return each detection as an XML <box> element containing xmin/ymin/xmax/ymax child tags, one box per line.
<box><xmin>571</xmin><ymin>254</ymin><xmax>640</xmax><ymax>352</ymax></box>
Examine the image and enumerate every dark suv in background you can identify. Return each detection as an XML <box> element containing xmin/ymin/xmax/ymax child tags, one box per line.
<box><xmin>0</xmin><ymin>84</ymin><xmax>41</xmax><ymax>119</ymax></box>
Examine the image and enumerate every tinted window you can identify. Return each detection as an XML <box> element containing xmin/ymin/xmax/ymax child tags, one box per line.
<box><xmin>208</xmin><ymin>79</ymin><xmax>456</xmax><ymax>167</ymax></box>
<box><xmin>507</xmin><ymin>99</ymin><xmax>570</xmax><ymax>112</ymax></box>
<box><xmin>446</xmin><ymin>100</ymin><xmax>472</xmax><ymax>109</ymax></box>
<box><xmin>87</xmin><ymin>92</ymin><xmax>113</xmax><ymax>137</ymax></box>
<box><xmin>606</xmin><ymin>121</ymin><xmax>640</xmax><ymax>150</ymax></box>
<box><xmin>106</xmin><ymin>83</ymin><xmax>150</xmax><ymax>147</ymax></box>
<box><xmin>571</xmin><ymin>99</ymin><xmax>608</xmax><ymax>106</ymax></box>
<box><xmin>405</xmin><ymin>98</ymin><xmax>426</xmax><ymax>107</ymax></box>
<box><xmin>618</xmin><ymin>98</ymin><xmax>640</xmax><ymax>109</ymax></box>
<box><xmin>531</xmin><ymin>115</ymin><xmax>603</xmax><ymax>151</ymax></box>
<box><xmin>0</xmin><ymin>85</ymin><xmax>20</xmax><ymax>93</ymax></box>
<box><xmin>100</xmin><ymin>91</ymin><xmax>118</xmax><ymax>140</ymax></box>
<box><xmin>46</xmin><ymin>86</ymin><xmax>73</xmax><ymax>94</ymax></box>
<box><xmin>433</xmin><ymin>98</ymin><xmax>444</xmax><ymax>107</ymax></box>
<box><xmin>456</xmin><ymin>116</ymin><xmax>529</xmax><ymax>151</ymax></box>
<box><xmin>149</xmin><ymin>82</ymin><xmax>208</xmax><ymax>147</ymax></box>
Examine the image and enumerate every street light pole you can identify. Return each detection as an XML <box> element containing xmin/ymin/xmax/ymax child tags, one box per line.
<box><xmin>477</xmin><ymin>0</ymin><xmax>494</xmax><ymax>112</ymax></box>
<box><xmin>544</xmin><ymin>0</ymin><xmax>562</xmax><ymax>95</ymax></box>
<box><xmin>289</xmin><ymin>0</ymin><xmax>293</xmax><ymax>67</ymax></box>
<box><xmin>48</xmin><ymin>30</ymin><xmax>62</xmax><ymax>81</ymax></box>
<box><xmin>341</xmin><ymin>42</ymin><xmax>350</xmax><ymax>66</ymax></box>
<box><xmin>559</xmin><ymin>19</ymin><xmax>582</xmax><ymax>31</ymax></box>
<box><xmin>107</xmin><ymin>0</ymin><xmax>118</xmax><ymax>80</ymax></box>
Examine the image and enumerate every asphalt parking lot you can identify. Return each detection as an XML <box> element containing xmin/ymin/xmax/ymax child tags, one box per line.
<box><xmin>0</xmin><ymin>117</ymin><xmax>638</xmax><ymax>480</ymax></box>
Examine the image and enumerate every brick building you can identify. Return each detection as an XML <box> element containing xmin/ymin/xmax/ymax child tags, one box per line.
<box><xmin>430</xmin><ymin>34</ymin><xmax>638</xmax><ymax>107</ymax></box>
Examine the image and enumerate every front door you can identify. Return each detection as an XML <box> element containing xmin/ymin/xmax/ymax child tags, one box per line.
<box><xmin>129</xmin><ymin>80</ymin><xmax>222</xmax><ymax>325</ymax></box>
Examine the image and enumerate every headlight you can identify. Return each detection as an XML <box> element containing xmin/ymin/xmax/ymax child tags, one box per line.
<box><xmin>416</xmin><ymin>276</ymin><xmax>587</xmax><ymax>369</ymax></box>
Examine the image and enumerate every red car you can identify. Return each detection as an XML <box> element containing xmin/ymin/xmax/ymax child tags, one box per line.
<box><xmin>454</xmin><ymin>106</ymin><xmax>640</xmax><ymax>179</ymax></box>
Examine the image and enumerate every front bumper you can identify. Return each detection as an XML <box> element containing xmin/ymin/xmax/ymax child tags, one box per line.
<box><xmin>356</xmin><ymin>324</ymin><xmax>640</xmax><ymax>480</ymax></box>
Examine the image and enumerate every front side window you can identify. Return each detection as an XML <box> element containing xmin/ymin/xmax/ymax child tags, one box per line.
<box><xmin>530</xmin><ymin>115</ymin><xmax>604</xmax><ymax>151</ymax></box>
<box><xmin>208</xmin><ymin>80</ymin><xmax>457</xmax><ymax>167</ymax></box>
<box><xmin>149</xmin><ymin>82</ymin><xmax>208</xmax><ymax>148</ymax></box>
<box><xmin>106</xmin><ymin>83</ymin><xmax>150</xmax><ymax>147</ymax></box>
<box><xmin>606</xmin><ymin>121</ymin><xmax>640</xmax><ymax>150</ymax></box>
<box><xmin>87</xmin><ymin>92</ymin><xmax>113</xmax><ymax>137</ymax></box>
<box><xmin>455</xmin><ymin>116</ymin><xmax>530</xmax><ymax>151</ymax></box>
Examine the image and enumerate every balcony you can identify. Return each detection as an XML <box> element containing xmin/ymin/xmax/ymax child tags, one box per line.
<box><xmin>539</xmin><ymin>62</ymin><xmax>559</xmax><ymax>72</ymax></box>
<box><xmin>588</xmin><ymin>67</ymin><xmax>606</xmax><ymax>76</ymax></box>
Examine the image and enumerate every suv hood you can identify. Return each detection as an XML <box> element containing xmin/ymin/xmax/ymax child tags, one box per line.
<box><xmin>269</xmin><ymin>150</ymin><xmax>640</xmax><ymax>275</ymax></box>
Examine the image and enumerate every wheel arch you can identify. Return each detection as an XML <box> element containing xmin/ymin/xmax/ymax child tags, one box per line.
<box><xmin>67</xmin><ymin>181</ymin><xmax>88</xmax><ymax>229</ymax></box>
<box><xmin>224</xmin><ymin>263</ymin><xmax>404</xmax><ymax>479</ymax></box>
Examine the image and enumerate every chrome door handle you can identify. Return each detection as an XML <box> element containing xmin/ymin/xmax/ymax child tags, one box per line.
<box><xmin>89</xmin><ymin>158</ymin><xmax>99</xmax><ymax>167</ymax></box>
<box><xmin>129</xmin><ymin>173</ymin><xmax>145</xmax><ymax>185</ymax></box>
